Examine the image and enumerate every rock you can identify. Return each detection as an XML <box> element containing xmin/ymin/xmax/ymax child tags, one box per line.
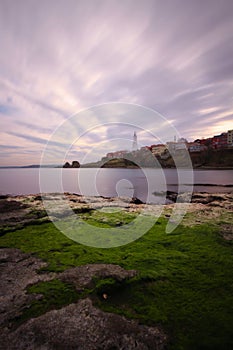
<box><xmin>34</xmin><ymin>195</ymin><xmax>42</xmax><ymax>201</ymax></box>
<box><xmin>63</xmin><ymin>161</ymin><xmax>71</xmax><ymax>168</ymax></box>
<box><xmin>166</xmin><ymin>191</ymin><xmax>178</xmax><ymax>202</ymax></box>
<box><xmin>191</xmin><ymin>193</ymin><xmax>232</xmax><ymax>205</ymax></box>
<box><xmin>177</xmin><ymin>192</ymin><xmax>192</xmax><ymax>203</ymax></box>
<box><xmin>130</xmin><ymin>197</ymin><xmax>144</xmax><ymax>205</ymax></box>
<box><xmin>5</xmin><ymin>298</ymin><xmax>167</xmax><ymax>350</ymax></box>
<box><xmin>71</xmin><ymin>160</ymin><xmax>80</xmax><ymax>168</ymax></box>
<box><xmin>63</xmin><ymin>161</ymin><xmax>80</xmax><ymax>168</ymax></box>
<box><xmin>0</xmin><ymin>249</ymin><xmax>166</xmax><ymax>350</ymax></box>
<box><xmin>0</xmin><ymin>248</ymin><xmax>55</xmax><ymax>329</ymax></box>
<box><xmin>0</xmin><ymin>194</ymin><xmax>8</xmax><ymax>199</ymax></box>
<box><xmin>0</xmin><ymin>199</ymin><xmax>28</xmax><ymax>213</ymax></box>
<box><xmin>59</xmin><ymin>264</ymin><xmax>137</xmax><ymax>290</ymax></box>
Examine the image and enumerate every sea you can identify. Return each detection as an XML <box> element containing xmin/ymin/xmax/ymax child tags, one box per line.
<box><xmin>0</xmin><ymin>168</ymin><xmax>232</xmax><ymax>204</ymax></box>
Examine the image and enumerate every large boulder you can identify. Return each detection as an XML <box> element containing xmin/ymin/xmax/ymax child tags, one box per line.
<box><xmin>72</xmin><ymin>160</ymin><xmax>80</xmax><ymax>168</ymax></box>
<box><xmin>63</xmin><ymin>162</ymin><xmax>71</xmax><ymax>168</ymax></box>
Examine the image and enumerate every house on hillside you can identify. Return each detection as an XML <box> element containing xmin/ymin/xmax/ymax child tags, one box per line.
<box><xmin>227</xmin><ymin>130</ymin><xmax>233</xmax><ymax>147</ymax></box>
<box><xmin>188</xmin><ymin>142</ymin><xmax>207</xmax><ymax>153</ymax></box>
<box><xmin>212</xmin><ymin>132</ymin><xmax>228</xmax><ymax>149</ymax></box>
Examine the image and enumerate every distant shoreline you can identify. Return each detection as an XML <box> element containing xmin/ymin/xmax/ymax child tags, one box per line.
<box><xmin>0</xmin><ymin>165</ymin><xmax>233</xmax><ymax>170</ymax></box>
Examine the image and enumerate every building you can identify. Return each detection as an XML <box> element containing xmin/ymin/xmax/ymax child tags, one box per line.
<box><xmin>132</xmin><ymin>131</ymin><xmax>138</xmax><ymax>151</ymax></box>
<box><xmin>106</xmin><ymin>150</ymin><xmax>128</xmax><ymax>158</ymax></box>
<box><xmin>194</xmin><ymin>138</ymin><xmax>212</xmax><ymax>147</ymax></box>
<box><xmin>188</xmin><ymin>142</ymin><xmax>207</xmax><ymax>153</ymax></box>
<box><xmin>227</xmin><ymin>129</ymin><xmax>233</xmax><ymax>146</ymax></box>
<box><xmin>140</xmin><ymin>146</ymin><xmax>152</xmax><ymax>152</ymax></box>
<box><xmin>212</xmin><ymin>132</ymin><xmax>228</xmax><ymax>149</ymax></box>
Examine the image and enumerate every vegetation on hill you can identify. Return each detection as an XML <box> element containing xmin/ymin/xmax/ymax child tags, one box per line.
<box><xmin>101</xmin><ymin>158</ymin><xmax>139</xmax><ymax>168</ymax></box>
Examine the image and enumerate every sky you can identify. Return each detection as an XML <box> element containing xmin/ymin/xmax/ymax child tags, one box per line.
<box><xmin>0</xmin><ymin>0</ymin><xmax>233</xmax><ymax>165</ymax></box>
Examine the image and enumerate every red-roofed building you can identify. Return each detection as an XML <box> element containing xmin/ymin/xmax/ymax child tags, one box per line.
<box><xmin>212</xmin><ymin>132</ymin><xmax>228</xmax><ymax>149</ymax></box>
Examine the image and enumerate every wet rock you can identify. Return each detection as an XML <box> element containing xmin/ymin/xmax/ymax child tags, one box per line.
<box><xmin>130</xmin><ymin>197</ymin><xmax>144</xmax><ymax>205</ymax></box>
<box><xmin>191</xmin><ymin>193</ymin><xmax>232</xmax><ymax>205</ymax></box>
<box><xmin>0</xmin><ymin>199</ymin><xmax>28</xmax><ymax>213</ymax></box>
<box><xmin>166</xmin><ymin>191</ymin><xmax>178</xmax><ymax>202</ymax></box>
<box><xmin>0</xmin><ymin>194</ymin><xmax>9</xmax><ymax>199</ymax></box>
<box><xmin>34</xmin><ymin>195</ymin><xmax>42</xmax><ymax>201</ymax></box>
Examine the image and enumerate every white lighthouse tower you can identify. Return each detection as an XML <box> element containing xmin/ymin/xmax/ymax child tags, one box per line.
<box><xmin>132</xmin><ymin>131</ymin><xmax>138</xmax><ymax>151</ymax></box>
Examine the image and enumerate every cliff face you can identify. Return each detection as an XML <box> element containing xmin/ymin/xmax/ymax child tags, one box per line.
<box><xmin>198</xmin><ymin>148</ymin><xmax>233</xmax><ymax>168</ymax></box>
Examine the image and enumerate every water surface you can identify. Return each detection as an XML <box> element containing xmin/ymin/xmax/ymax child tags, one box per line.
<box><xmin>0</xmin><ymin>168</ymin><xmax>232</xmax><ymax>204</ymax></box>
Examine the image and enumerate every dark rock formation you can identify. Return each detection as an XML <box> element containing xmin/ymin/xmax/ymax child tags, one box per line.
<box><xmin>63</xmin><ymin>161</ymin><xmax>71</xmax><ymax>168</ymax></box>
<box><xmin>63</xmin><ymin>161</ymin><xmax>80</xmax><ymax>168</ymax></box>
<box><xmin>71</xmin><ymin>160</ymin><xmax>80</xmax><ymax>168</ymax></box>
<box><xmin>0</xmin><ymin>198</ymin><xmax>28</xmax><ymax>213</ymax></box>
<box><xmin>166</xmin><ymin>191</ymin><xmax>178</xmax><ymax>202</ymax></box>
<box><xmin>191</xmin><ymin>193</ymin><xmax>231</xmax><ymax>204</ymax></box>
<box><xmin>130</xmin><ymin>197</ymin><xmax>144</xmax><ymax>205</ymax></box>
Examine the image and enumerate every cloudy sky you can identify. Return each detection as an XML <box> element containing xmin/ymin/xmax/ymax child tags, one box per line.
<box><xmin>0</xmin><ymin>0</ymin><xmax>233</xmax><ymax>165</ymax></box>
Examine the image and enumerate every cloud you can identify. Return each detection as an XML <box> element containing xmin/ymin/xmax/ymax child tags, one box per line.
<box><xmin>0</xmin><ymin>0</ymin><xmax>233</xmax><ymax>165</ymax></box>
<box><xmin>0</xmin><ymin>144</ymin><xmax>23</xmax><ymax>150</ymax></box>
<box><xmin>15</xmin><ymin>121</ymin><xmax>53</xmax><ymax>134</ymax></box>
<box><xmin>7</xmin><ymin>131</ymin><xmax>70</xmax><ymax>148</ymax></box>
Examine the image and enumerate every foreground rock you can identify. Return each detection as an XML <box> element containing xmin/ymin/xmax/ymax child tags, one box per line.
<box><xmin>59</xmin><ymin>263</ymin><xmax>137</xmax><ymax>291</ymax></box>
<box><xmin>4</xmin><ymin>298</ymin><xmax>166</xmax><ymax>350</ymax></box>
<box><xmin>0</xmin><ymin>248</ymin><xmax>166</xmax><ymax>349</ymax></box>
<box><xmin>0</xmin><ymin>248</ymin><xmax>56</xmax><ymax>329</ymax></box>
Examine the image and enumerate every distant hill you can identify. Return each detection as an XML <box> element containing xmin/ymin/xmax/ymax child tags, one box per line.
<box><xmin>0</xmin><ymin>164</ymin><xmax>62</xmax><ymax>169</ymax></box>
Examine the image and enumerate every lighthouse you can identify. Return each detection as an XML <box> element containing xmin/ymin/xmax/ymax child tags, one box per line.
<box><xmin>132</xmin><ymin>131</ymin><xmax>138</xmax><ymax>151</ymax></box>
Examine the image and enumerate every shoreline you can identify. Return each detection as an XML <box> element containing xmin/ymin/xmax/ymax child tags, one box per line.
<box><xmin>1</xmin><ymin>165</ymin><xmax>233</xmax><ymax>169</ymax></box>
<box><xmin>0</xmin><ymin>191</ymin><xmax>232</xmax><ymax>234</ymax></box>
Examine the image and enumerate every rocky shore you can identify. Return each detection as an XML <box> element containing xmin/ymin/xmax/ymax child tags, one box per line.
<box><xmin>0</xmin><ymin>192</ymin><xmax>232</xmax><ymax>349</ymax></box>
<box><xmin>0</xmin><ymin>191</ymin><xmax>232</xmax><ymax>233</ymax></box>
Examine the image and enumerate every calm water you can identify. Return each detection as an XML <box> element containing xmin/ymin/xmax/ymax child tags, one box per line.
<box><xmin>0</xmin><ymin>168</ymin><xmax>232</xmax><ymax>203</ymax></box>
